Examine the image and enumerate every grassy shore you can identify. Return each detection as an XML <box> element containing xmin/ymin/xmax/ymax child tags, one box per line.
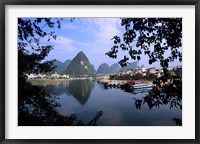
<box><xmin>28</xmin><ymin>79</ymin><xmax>70</xmax><ymax>85</ymax></box>
<box><xmin>28</xmin><ymin>78</ymin><xmax>154</xmax><ymax>86</ymax></box>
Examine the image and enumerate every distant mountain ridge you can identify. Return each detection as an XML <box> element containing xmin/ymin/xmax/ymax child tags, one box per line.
<box><xmin>53</xmin><ymin>59</ymin><xmax>71</xmax><ymax>74</ymax></box>
<box><xmin>51</xmin><ymin>52</ymin><xmax>96</xmax><ymax>77</ymax></box>
<box><xmin>96</xmin><ymin>61</ymin><xmax>140</xmax><ymax>74</ymax></box>
<box><xmin>109</xmin><ymin>63</ymin><xmax>120</xmax><ymax>73</ymax></box>
<box><xmin>97</xmin><ymin>63</ymin><xmax>110</xmax><ymax>74</ymax></box>
<box><xmin>51</xmin><ymin>53</ymin><xmax>140</xmax><ymax>76</ymax></box>
<box><xmin>96</xmin><ymin>63</ymin><xmax>121</xmax><ymax>74</ymax></box>
<box><xmin>119</xmin><ymin>61</ymin><xmax>140</xmax><ymax>72</ymax></box>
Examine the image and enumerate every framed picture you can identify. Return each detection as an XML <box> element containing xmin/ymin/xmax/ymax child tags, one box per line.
<box><xmin>0</xmin><ymin>0</ymin><xmax>199</xmax><ymax>143</ymax></box>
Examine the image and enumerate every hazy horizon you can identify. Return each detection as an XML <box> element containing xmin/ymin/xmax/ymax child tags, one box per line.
<box><xmin>53</xmin><ymin>50</ymin><xmax>182</xmax><ymax>71</ymax></box>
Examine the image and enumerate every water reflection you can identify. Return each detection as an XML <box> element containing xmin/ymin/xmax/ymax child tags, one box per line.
<box><xmin>132</xmin><ymin>98</ymin><xmax>142</xmax><ymax>110</ymax></box>
<box><xmin>45</xmin><ymin>81</ymin><xmax>69</xmax><ymax>96</ymax></box>
<box><xmin>65</xmin><ymin>80</ymin><xmax>94</xmax><ymax>105</ymax></box>
<box><xmin>123</xmin><ymin>86</ymin><xmax>182</xmax><ymax>125</ymax></box>
<box><xmin>124</xmin><ymin>88</ymin><xmax>152</xmax><ymax>94</ymax></box>
<box><xmin>42</xmin><ymin>80</ymin><xmax>182</xmax><ymax>126</ymax></box>
<box><xmin>46</xmin><ymin>80</ymin><xmax>94</xmax><ymax>105</ymax></box>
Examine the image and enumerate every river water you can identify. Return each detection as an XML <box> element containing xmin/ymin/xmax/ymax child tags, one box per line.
<box><xmin>45</xmin><ymin>80</ymin><xmax>182</xmax><ymax>126</ymax></box>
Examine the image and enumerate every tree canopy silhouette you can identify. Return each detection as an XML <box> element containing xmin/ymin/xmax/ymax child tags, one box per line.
<box><xmin>18</xmin><ymin>18</ymin><xmax>63</xmax><ymax>125</ymax></box>
<box><xmin>106</xmin><ymin>18</ymin><xmax>182</xmax><ymax>87</ymax></box>
<box><xmin>18</xmin><ymin>18</ymin><xmax>62</xmax><ymax>75</ymax></box>
<box><xmin>106</xmin><ymin>18</ymin><xmax>182</xmax><ymax>69</ymax></box>
<box><xmin>18</xmin><ymin>18</ymin><xmax>103</xmax><ymax>126</ymax></box>
<box><xmin>106</xmin><ymin>18</ymin><xmax>182</xmax><ymax>125</ymax></box>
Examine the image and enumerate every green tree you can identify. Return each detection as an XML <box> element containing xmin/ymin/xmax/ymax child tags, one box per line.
<box><xmin>106</xmin><ymin>18</ymin><xmax>182</xmax><ymax>86</ymax></box>
<box><xmin>133</xmin><ymin>73</ymin><xmax>143</xmax><ymax>80</ymax></box>
<box><xmin>18</xmin><ymin>18</ymin><xmax>63</xmax><ymax>125</ymax></box>
<box><xmin>18</xmin><ymin>18</ymin><xmax>102</xmax><ymax>126</ymax></box>
<box><xmin>106</xmin><ymin>18</ymin><xmax>182</xmax><ymax>69</ymax></box>
<box><xmin>106</xmin><ymin>18</ymin><xmax>182</xmax><ymax>125</ymax></box>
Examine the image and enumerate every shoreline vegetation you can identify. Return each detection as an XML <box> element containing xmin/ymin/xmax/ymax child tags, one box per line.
<box><xmin>28</xmin><ymin>78</ymin><xmax>73</xmax><ymax>85</ymax></box>
<box><xmin>28</xmin><ymin>78</ymin><xmax>153</xmax><ymax>86</ymax></box>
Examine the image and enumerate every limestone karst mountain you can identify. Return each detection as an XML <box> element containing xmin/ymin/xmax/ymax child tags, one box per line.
<box><xmin>64</xmin><ymin>51</ymin><xmax>96</xmax><ymax>77</ymax></box>
<box><xmin>97</xmin><ymin>63</ymin><xmax>110</xmax><ymax>74</ymax></box>
<box><xmin>53</xmin><ymin>59</ymin><xmax>71</xmax><ymax>74</ymax></box>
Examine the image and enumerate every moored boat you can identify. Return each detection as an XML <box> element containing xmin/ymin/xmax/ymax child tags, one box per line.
<box><xmin>129</xmin><ymin>82</ymin><xmax>152</xmax><ymax>89</ymax></box>
<box><xmin>107</xmin><ymin>80</ymin><xmax>122</xmax><ymax>87</ymax></box>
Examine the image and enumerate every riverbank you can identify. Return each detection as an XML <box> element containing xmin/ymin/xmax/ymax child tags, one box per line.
<box><xmin>99</xmin><ymin>79</ymin><xmax>153</xmax><ymax>84</ymax></box>
<box><xmin>28</xmin><ymin>78</ymin><xmax>74</xmax><ymax>85</ymax></box>
<box><xmin>99</xmin><ymin>79</ymin><xmax>128</xmax><ymax>84</ymax></box>
<box><xmin>28</xmin><ymin>78</ymin><xmax>153</xmax><ymax>86</ymax></box>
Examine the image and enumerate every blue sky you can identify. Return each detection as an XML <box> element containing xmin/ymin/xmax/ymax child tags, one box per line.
<box><xmin>42</xmin><ymin>18</ymin><xmax>181</xmax><ymax>70</ymax></box>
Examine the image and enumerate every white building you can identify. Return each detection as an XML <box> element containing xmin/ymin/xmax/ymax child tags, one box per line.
<box><xmin>51</xmin><ymin>72</ymin><xmax>62</xmax><ymax>79</ymax></box>
<box><xmin>167</xmin><ymin>67</ymin><xmax>173</xmax><ymax>71</ymax></box>
<box><xmin>27</xmin><ymin>73</ymin><xmax>47</xmax><ymax>79</ymax></box>
<box><xmin>27</xmin><ymin>73</ymin><xmax>36</xmax><ymax>79</ymax></box>
<box><xmin>141</xmin><ymin>67</ymin><xmax>147</xmax><ymax>72</ymax></box>
<box><xmin>38</xmin><ymin>74</ymin><xmax>47</xmax><ymax>79</ymax></box>
<box><xmin>127</xmin><ymin>70</ymin><xmax>133</xmax><ymax>74</ymax></box>
<box><xmin>62</xmin><ymin>74</ymin><xmax>69</xmax><ymax>79</ymax></box>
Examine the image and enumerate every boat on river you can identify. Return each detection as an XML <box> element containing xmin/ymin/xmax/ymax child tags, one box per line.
<box><xmin>107</xmin><ymin>80</ymin><xmax>123</xmax><ymax>88</ymax></box>
<box><xmin>121</xmin><ymin>80</ymin><xmax>153</xmax><ymax>90</ymax></box>
<box><xmin>129</xmin><ymin>82</ymin><xmax>152</xmax><ymax>89</ymax></box>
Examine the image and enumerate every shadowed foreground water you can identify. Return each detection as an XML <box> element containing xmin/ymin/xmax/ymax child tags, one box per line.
<box><xmin>45</xmin><ymin>80</ymin><xmax>182</xmax><ymax>126</ymax></box>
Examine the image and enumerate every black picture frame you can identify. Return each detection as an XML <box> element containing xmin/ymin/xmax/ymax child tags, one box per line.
<box><xmin>0</xmin><ymin>0</ymin><xmax>199</xmax><ymax>144</ymax></box>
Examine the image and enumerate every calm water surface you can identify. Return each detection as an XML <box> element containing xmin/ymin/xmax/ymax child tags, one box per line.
<box><xmin>45</xmin><ymin>80</ymin><xmax>182</xmax><ymax>126</ymax></box>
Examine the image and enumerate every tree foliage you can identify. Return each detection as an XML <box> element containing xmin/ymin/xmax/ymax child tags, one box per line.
<box><xmin>106</xmin><ymin>18</ymin><xmax>182</xmax><ymax>68</ymax></box>
<box><xmin>18</xmin><ymin>18</ymin><xmax>102</xmax><ymax>125</ymax></box>
<box><xmin>18</xmin><ymin>18</ymin><xmax>62</xmax><ymax>75</ymax></box>
<box><xmin>106</xmin><ymin>18</ymin><xmax>182</xmax><ymax>125</ymax></box>
<box><xmin>18</xmin><ymin>18</ymin><xmax>63</xmax><ymax>125</ymax></box>
<box><xmin>106</xmin><ymin>18</ymin><xmax>182</xmax><ymax>88</ymax></box>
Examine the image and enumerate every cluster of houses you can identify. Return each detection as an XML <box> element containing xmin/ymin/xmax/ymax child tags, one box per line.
<box><xmin>26</xmin><ymin>72</ymin><xmax>69</xmax><ymax>79</ymax></box>
<box><xmin>27</xmin><ymin>65</ymin><xmax>182</xmax><ymax>80</ymax></box>
<box><xmin>110</xmin><ymin>65</ymin><xmax>182</xmax><ymax>78</ymax></box>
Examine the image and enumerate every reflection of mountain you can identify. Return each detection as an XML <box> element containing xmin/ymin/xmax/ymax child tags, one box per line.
<box><xmin>65</xmin><ymin>80</ymin><xmax>94</xmax><ymax>105</ymax></box>
<box><xmin>45</xmin><ymin>81</ymin><xmax>69</xmax><ymax>96</ymax></box>
<box><xmin>45</xmin><ymin>80</ymin><xmax>94</xmax><ymax>105</ymax></box>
